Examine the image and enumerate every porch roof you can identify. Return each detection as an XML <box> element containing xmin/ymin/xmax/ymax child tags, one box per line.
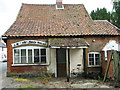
<box><xmin>48</xmin><ymin>38</ymin><xmax>89</xmax><ymax>48</ymax></box>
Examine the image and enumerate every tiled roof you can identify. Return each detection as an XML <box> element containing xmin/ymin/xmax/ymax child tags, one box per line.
<box><xmin>3</xmin><ymin>4</ymin><xmax>120</xmax><ymax>37</ymax></box>
<box><xmin>92</xmin><ymin>20</ymin><xmax>119</xmax><ymax>35</ymax></box>
<box><xmin>49</xmin><ymin>38</ymin><xmax>89</xmax><ymax>47</ymax></box>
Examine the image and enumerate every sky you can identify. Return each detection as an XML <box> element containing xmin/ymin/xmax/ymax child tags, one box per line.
<box><xmin>0</xmin><ymin>0</ymin><xmax>113</xmax><ymax>37</ymax></box>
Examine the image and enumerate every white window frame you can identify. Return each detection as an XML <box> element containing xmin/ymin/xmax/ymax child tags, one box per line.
<box><xmin>88</xmin><ymin>52</ymin><xmax>101</xmax><ymax>67</ymax></box>
<box><xmin>12</xmin><ymin>46</ymin><xmax>48</xmax><ymax>66</ymax></box>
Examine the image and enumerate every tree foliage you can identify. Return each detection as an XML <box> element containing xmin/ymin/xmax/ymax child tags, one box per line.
<box><xmin>112</xmin><ymin>1</ymin><xmax>120</xmax><ymax>28</ymax></box>
<box><xmin>90</xmin><ymin>8</ymin><xmax>111</xmax><ymax>22</ymax></box>
<box><xmin>90</xmin><ymin>1</ymin><xmax>120</xmax><ymax>28</ymax></box>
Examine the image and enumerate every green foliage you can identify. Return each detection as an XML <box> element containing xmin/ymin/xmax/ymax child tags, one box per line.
<box><xmin>90</xmin><ymin>1</ymin><xmax>120</xmax><ymax>28</ymax></box>
<box><xmin>98</xmin><ymin>75</ymin><xmax>101</xmax><ymax>81</ymax></box>
<box><xmin>113</xmin><ymin>51</ymin><xmax>119</xmax><ymax>80</ymax></box>
<box><xmin>90</xmin><ymin>8</ymin><xmax>111</xmax><ymax>21</ymax></box>
<box><xmin>112</xmin><ymin>1</ymin><xmax>120</xmax><ymax>28</ymax></box>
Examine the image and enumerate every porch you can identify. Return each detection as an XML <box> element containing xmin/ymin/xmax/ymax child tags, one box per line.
<box><xmin>47</xmin><ymin>38</ymin><xmax>89</xmax><ymax>77</ymax></box>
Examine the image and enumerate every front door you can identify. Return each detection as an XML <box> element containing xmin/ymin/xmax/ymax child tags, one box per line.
<box><xmin>56</xmin><ymin>48</ymin><xmax>67</xmax><ymax>77</ymax></box>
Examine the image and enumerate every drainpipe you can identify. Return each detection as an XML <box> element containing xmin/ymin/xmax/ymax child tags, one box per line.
<box><xmin>83</xmin><ymin>48</ymin><xmax>87</xmax><ymax>78</ymax></box>
<box><xmin>67</xmin><ymin>48</ymin><xmax>70</xmax><ymax>82</ymax></box>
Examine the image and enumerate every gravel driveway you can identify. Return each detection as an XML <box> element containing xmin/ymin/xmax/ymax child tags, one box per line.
<box><xmin>0</xmin><ymin>62</ymin><xmax>116</xmax><ymax>89</ymax></box>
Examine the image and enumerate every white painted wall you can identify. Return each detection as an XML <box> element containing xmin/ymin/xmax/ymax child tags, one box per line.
<box><xmin>47</xmin><ymin>48</ymin><xmax>84</xmax><ymax>77</ymax></box>
<box><xmin>103</xmin><ymin>40</ymin><xmax>120</xmax><ymax>51</ymax></box>
<box><xmin>47</xmin><ymin>48</ymin><xmax>56</xmax><ymax>75</ymax></box>
<box><xmin>102</xmin><ymin>40</ymin><xmax>120</xmax><ymax>60</ymax></box>
<box><xmin>70</xmin><ymin>49</ymin><xmax>84</xmax><ymax>74</ymax></box>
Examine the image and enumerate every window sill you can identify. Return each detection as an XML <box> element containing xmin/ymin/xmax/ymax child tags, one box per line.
<box><xmin>88</xmin><ymin>65</ymin><xmax>101</xmax><ymax>68</ymax></box>
<box><xmin>12</xmin><ymin>63</ymin><xmax>49</xmax><ymax>66</ymax></box>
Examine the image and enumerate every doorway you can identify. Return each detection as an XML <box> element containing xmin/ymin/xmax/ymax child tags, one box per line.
<box><xmin>56</xmin><ymin>48</ymin><xmax>67</xmax><ymax>77</ymax></box>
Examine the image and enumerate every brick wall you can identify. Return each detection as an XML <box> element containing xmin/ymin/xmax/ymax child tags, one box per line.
<box><xmin>7</xmin><ymin>37</ymin><xmax>48</xmax><ymax>75</ymax></box>
<box><xmin>85</xmin><ymin>35</ymin><xmax>120</xmax><ymax>78</ymax></box>
<box><xmin>6</xmin><ymin>36</ymin><xmax>120</xmax><ymax>78</ymax></box>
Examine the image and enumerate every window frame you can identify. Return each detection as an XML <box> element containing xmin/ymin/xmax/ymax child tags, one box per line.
<box><xmin>12</xmin><ymin>46</ymin><xmax>47</xmax><ymax>66</ymax></box>
<box><xmin>88</xmin><ymin>52</ymin><xmax>101</xmax><ymax>67</ymax></box>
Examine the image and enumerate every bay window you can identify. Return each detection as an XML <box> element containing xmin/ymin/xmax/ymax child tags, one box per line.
<box><xmin>13</xmin><ymin>47</ymin><xmax>47</xmax><ymax>64</ymax></box>
<box><xmin>88</xmin><ymin>52</ymin><xmax>101</xmax><ymax>67</ymax></box>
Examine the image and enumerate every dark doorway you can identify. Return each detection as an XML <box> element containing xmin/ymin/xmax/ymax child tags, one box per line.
<box><xmin>56</xmin><ymin>48</ymin><xmax>67</xmax><ymax>77</ymax></box>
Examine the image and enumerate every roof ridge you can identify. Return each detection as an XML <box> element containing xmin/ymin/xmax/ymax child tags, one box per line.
<box><xmin>22</xmin><ymin>3</ymin><xmax>84</xmax><ymax>6</ymax></box>
<box><xmin>22</xmin><ymin>3</ymin><xmax>55</xmax><ymax>6</ymax></box>
<box><xmin>93</xmin><ymin>20</ymin><xmax>108</xmax><ymax>22</ymax></box>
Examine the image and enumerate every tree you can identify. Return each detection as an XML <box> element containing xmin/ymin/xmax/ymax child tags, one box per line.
<box><xmin>112</xmin><ymin>1</ymin><xmax>120</xmax><ymax>28</ymax></box>
<box><xmin>90</xmin><ymin>8</ymin><xmax>111</xmax><ymax>22</ymax></box>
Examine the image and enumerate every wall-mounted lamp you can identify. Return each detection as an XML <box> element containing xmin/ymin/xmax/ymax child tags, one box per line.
<box><xmin>92</xmin><ymin>39</ymin><xmax>95</xmax><ymax>42</ymax></box>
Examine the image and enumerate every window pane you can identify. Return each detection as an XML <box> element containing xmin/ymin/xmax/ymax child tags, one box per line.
<box><xmin>95</xmin><ymin>58</ymin><xmax>100</xmax><ymax>65</ymax></box>
<box><xmin>14</xmin><ymin>57</ymin><xmax>19</xmax><ymax>63</ymax></box>
<box><xmin>41</xmin><ymin>57</ymin><xmax>46</xmax><ymax>63</ymax></box>
<box><xmin>41</xmin><ymin>49</ymin><xmax>46</xmax><ymax>63</ymax></box>
<box><xmin>14</xmin><ymin>49</ymin><xmax>19</xmax><ymax>56</ymax></box>
<box><xmin>89</xmin><ymin>58</ymin><xmax>94</xmax><ymax>65</ymax></box>
<box><xmin>21</xmin><ymin>49</ymin><xmax>26</xmax><ymax>63</ymax></box>
<box><xmin>41</xmin><ymin>49</ymin><xmax>46</xmax><ymax>55</ymax></box>
<box><xmin>34</xmin><ymin>49</ymin><xmax>39</xmax><ymax>63</ymax></box>
<box><xmin>95</xmin><ymin>54</ymin><xmax>100</xmax><ymax>65</ymax></box>
<box><xmin>28</xmin><ymin>49</ymin><xmax>32</xmax><ymax>63</ymax></box>
<box><xmin>28</xmin><ymin>49</ymin><xmax>32</xmax><ymax>56</ymax></box>
<box><xmin>21</xmin><ymin>57</ymin><xmax>26</xmax><ymax>63</ymax></box>
<box><xmin>14</xmin><ymin>49</ymin><xmax>19</xmax><ymax>63</ymax></box>
<box><xmin>21</xmin><ymin>49</ymin><xmax>26</xmax><ymax>56</ymax></box>
<box><xmin>95</xmin><ymin>54</ymin><xmax>99</xmax><ymax>58</ymax></box>
<box><xmin>89</xmin><ymin>54</ymin><xmax>94</xmax><ymax>57</ymax></box>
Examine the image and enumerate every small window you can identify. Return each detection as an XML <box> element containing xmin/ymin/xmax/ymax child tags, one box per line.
<box><xmin>88</xmin><ymin>52</ymin><xmax>101</xmax><ymax>67</ymax></box>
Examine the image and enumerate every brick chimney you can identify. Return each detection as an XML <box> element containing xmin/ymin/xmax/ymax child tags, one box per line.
<box><xmin>56</xmin><ymin>0</ymin><xmax>63</xmax><ymax>8</ymax></box>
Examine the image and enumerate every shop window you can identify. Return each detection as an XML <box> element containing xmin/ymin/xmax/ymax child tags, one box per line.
<box><xmin>88</xmin><ymin>52</ymin><xmax>101</xmax><ymax>67</ymax></box>
<box><xmin>13</xmin><ymin>47</ymin><xmax>46</xmax><ymax>64</ymax></box>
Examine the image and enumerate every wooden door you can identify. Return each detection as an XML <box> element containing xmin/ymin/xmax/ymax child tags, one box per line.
<box><xmin>56</xmin><ymin>49</ymin><xmax>67</xmax><ymax>77</ymax></box>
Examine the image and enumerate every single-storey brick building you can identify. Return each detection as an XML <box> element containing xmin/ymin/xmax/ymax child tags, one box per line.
<box><xmin>2</xmin><ymin>0</ymin><xmax>120</xmax><ymax>78</ymax></box>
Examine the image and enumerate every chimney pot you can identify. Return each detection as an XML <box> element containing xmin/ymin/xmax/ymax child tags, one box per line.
<box><xmin>56</xmin><ymin>0</ymin><xmax>62</xmax><ymax>8</ymax></box>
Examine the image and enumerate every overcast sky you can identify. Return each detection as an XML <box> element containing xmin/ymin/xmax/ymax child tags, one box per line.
<box><xmin>0</xmin><ymin>0</ymin><xmax>113</xmax><ymax>37</ymax></box>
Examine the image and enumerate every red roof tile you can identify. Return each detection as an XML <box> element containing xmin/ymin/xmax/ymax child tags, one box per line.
<box><xmin>2</xmin><ymin>4</ymin><xmax>120</xmax><ymax>37</ymax></box>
